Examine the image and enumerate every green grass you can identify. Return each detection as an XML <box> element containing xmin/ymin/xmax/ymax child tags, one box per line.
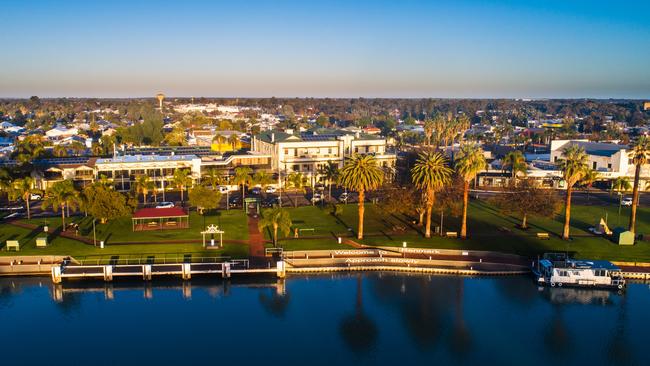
<box><xmin>21</xmin><ymin>210</ymin><xmax>249</xmax><ymax>243</ymax></box>
<box><xmin>2</xmin><ymin>201</ymin><xmax>649</xmax><ymax>262</ymax></box>
<box><xmin>1</xmin><ymin>210</ymin><xmax>250</xmax><ymax>259</ymax></box>
<box><xmin>271</xmin><ymin>202</ymin><xmax>650</xmax><ymax>262</ymax></box>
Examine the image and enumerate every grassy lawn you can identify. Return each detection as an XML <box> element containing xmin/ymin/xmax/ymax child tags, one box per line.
<box><xmin>273</xmin><ymin>201</ymin><xmax>650</xmax><ymax>262</ymax></box>
<box><xmin>21</xmin><ymin>210</ymin><xmax>249</xmax><ymax>243</ymax></box>
<box><xmin>1</xmin><ymin>210</ymin><xmax>250</xmax><ymax>259</ymax></box>
<box><xmin>2</xmin><ymin>200</ymin><xmax>648</xmax><ymax>262</ymax></box>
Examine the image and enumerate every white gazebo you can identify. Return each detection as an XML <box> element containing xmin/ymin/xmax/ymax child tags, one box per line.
<box><xmin>201</xmin><ymin>224</ymin><xmax>225</xmax><ymax>247</ymax></box>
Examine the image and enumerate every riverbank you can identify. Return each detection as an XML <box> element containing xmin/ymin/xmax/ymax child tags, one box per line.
<box><xmin>4</xmin><ymin>246</ymin><xmax>650</xmax><ymax>283</ymax></box>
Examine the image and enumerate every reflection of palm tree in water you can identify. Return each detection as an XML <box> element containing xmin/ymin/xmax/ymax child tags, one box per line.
<box><xmin>607</xmin><ymin>294</ymin><xmax>632</xmax><ymax>365</ymax></box>
<box><xmin>339</xmin><ymin>274</ymin><xmax>378</xmax><ymax>353</ymax></box>
<box><xmin>544</xmin><ymin>304</ymin><xmax>572</xmax><ymax>356</ymax></box>
<box><xmin>450</xmin><ymin>278</ymin><xmax>472</xmax><ymax>356</ymax></box>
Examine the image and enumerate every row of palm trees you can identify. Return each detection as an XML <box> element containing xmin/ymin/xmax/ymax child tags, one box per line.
<box><xmin>339</xmin><ymin>135</ymin><xmax>650</xmax><ymax>242</ymax></box>
<box><xmin>337</xmin><ymin>144</ymin><xmax>486</xmax><ymax>240</ymax></box>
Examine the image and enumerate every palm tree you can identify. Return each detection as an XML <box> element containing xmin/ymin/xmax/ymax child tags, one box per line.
<box><xmin>212</xmin><ymin>134</ymin><xmax>225</xmax><ymax>153</ymax></box>
<box><xmin>172</xmin><ymin>169</ymin><xmax>192</xmax><ymax>203</ymax></box>
<box><xmin>134</xmin><ymin>175</ymin><xmax>154</xmax><ymax>205</ymax></box>
<box><xmin>53</xmin><ymin>145</ymin><xmax>68</xmax><ymax>157</ymax></box>
<box><xmin>502</xmin><ymin>150</ymin><xmax>527</xmax><ymax>184</ymax></box>
<box><xmin>42</xmin><ymin>180</ymin><xmax>78</xmax><ymax>229</ymax></box>
<box><xmin>228</xmin><ymin>134</ymin><xmax>239</xmax><ymax>151</ymax></box>
<box><xmin>612</xmin><ymin>177</ymin><xmax>632</xmax><ymax>225</ymax></box>
<box><xmin>233</xmin><ymin>167</ymin><xmax>253</xmax><ymax>207</ymax></box>
<box><xmin>318</xmin><ymin>162</ymin><xmax>339</xmax><ymax>201</ymax></box>
<box><xmin>203</xmin><ymin>167</ymin><xmax>225</xmax><ymax>190</ymax></box>
<box><xmin>557</xmin><ymin>145</ymin><xmax>589</xmax><ymax>240</ymax></box>
<box><xmin>628</xmin><ymin>136</ymin><xmax>650</xmax><ymax>233</ymax></box>
<box><xmin>338</xmin><ymin>155</ymin><xmax>384</xmax><ymax>239</ymax></box>
<box><xmin>12</xmin><ymin>177</ymin><xmax>40</xmax><ymax>219</ymax></box>
<box><xmin>423</xmin><ymin>119</ymin><xmax>434</xmax><ymax>146</ymax></box>
<box><xmin>411</xmin><ymin>151</ymin><xmax>453</xmax><ymax>238</ymax></box>
<box><xmin>258</xmin><ymin>206</ymin><xmax>292</xmax><ymax>247</ymax></box>
<box><xmin>286</xmin><ymin>172</ymin><xmax>307</xmax><ymax>207</ymax></box>
<box><xmin>253</xmin><ymin>171</ymin><xmax>274</xmax><ymax>193</ymax></box>
<box><xmin>581</xmin><ymin>169</ymin><xmax>600</xmax><ymax>202</ymax></box>
<box><xmin>455</xmin><ymin>144</ymin><xmax>487</xmax><ymax>239</ymax></box>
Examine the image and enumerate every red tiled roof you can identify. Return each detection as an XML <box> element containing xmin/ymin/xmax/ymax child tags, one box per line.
<box><xmin>132</xmin><ymin>207</ymin><xmax>189</xmax><ymax>219</ymax></box>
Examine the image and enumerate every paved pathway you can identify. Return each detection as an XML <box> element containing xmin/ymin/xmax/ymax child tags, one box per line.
<box><xmin>246</xmin><ymin>215</ymin><xmax>267</xmax><ymax>264</ymax></box>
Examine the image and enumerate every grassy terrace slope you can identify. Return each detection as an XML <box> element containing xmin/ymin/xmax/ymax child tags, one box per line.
<box><xmin>268</xmin><ymin>202</ymin><xmax>650</xmax><ymax>262</ymax></box>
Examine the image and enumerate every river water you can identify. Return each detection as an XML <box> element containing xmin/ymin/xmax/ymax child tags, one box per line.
<box><xmin>1</xmin><ymin>274</ymin><xmax>648</xmax><ymax>366</ymax></box>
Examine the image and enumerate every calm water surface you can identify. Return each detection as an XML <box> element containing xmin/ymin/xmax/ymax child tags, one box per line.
<box><xmin>1</xmin><ymin>274</ymin><xmax>649</xmax><ymax>366</ymax></box>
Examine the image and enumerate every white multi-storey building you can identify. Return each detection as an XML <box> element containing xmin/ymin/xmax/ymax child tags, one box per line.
<box><xmin>251</xmin><ymin>130</ymin><xmax>396</xmax><ymax>186</ymax></box>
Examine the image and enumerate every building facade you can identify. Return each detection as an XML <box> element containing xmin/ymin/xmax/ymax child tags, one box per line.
<box><xmin>251</xmin><ymin>130</ymin><xmax>396</xmax><ymax>186</ymax></box>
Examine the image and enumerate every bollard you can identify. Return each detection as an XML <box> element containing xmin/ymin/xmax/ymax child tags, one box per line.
<box><xmin>222</xmin><ymin>262</ymin><xmax>231</xmax><ymax>278</ymax></box>
<box><xmin>142</xmin><ymin>264</ymin><xmax>152</xmax><ymax>280</ymax></box>
<box><xmin>338</xmin><ymin>237</ymin><xmax>342</xmax><ymax>244</ymax></box>
<box><xmin>182</xmin><ymin>263</ymin><xmax>192</xmax><ymax>280</ymax></box>
<box><xmin>51</xmin><ymin>266</ymin><xmax>62</xmax><ymax>284</ymax></box>
<box><xmin>276</xmin><ymin>261</ymin><xmax>286</xmax><ymax>279</ymax></box>
<box><xmin>103</xmin><ymin>265</ymin><xmax>113</xmax><ymax>282</ymax></box>
<box><xmin>100</xmin><ymin>241</ymin><xmax>104</xmax><ymax>249</ymax></box>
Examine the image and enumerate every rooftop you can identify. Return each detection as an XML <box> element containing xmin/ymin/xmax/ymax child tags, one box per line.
<box><xmin>96</xmin><ymin>154</ymin><xmax>198</xmax><ymax>164</ymax></box>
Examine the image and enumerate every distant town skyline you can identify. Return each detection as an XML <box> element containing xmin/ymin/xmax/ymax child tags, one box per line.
<box><xmin>1</xmin><ymin>0</ymin><xmax>649</xmax><ymax>99</ymax></box>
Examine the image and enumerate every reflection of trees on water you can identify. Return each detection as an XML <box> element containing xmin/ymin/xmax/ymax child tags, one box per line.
<box><xmin>258</xmin><ymin>287</ymin><xmax>291</xmax><ymax>318</ymax></box>
<box><xmin>450</xmin><ymin>278</ymin><xmax>472</xmax><ymax>357</ymax></box>
<box><xmin>544</xmin><ymin>304</ymin><xmax>572</xmax><ymax>356</ymax></box>
<box><xmin>495</xmin><ymin>276</ymin><xmax>538</xmax><ymax>307</ymax></box>
<box><xmin>339</xmin><ymin>274</ymin><xmax>378</xmax><ymax>353</ymax></box>
<box><xmin>607</xmin><ymin>295</ymin><xmax>632</xmax><ymax>365</ymax></box>
<box><xmin>369</xmin><ymin>274</ymin><xmax>470</xmax><ymax>353</ymax></box>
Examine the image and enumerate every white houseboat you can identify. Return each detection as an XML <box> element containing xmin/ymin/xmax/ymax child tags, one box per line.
<box><xmin>533</xmin><ymin>254</ymin><xmax>625</xmax><ymax>290</ymax></box>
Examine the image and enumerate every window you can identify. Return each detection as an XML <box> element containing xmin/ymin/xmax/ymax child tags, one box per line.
<box><xmin>593</xmin><ymin>162</ymin><xmax>597</xmax><ymax>169</ymax></box>
<box><xmin>284</xmin><ymin>149</ymin><xmax>288</xmax><ymax>155</ymax></box>
<box><xmin>355</xmin><ymin>147</ymin><xmax>359</xmax><ymax>153</ymax></box>
<box><xmin>328</xmin><ymin>148</ymin><xmax>332</xmax><ymax>155</ymax></box>
<box><xmin>292</xmin><ymin>164</ymin><xmax>299</xmax><ymax>171</ymax></box>
<box><xmin>607</xmin><ymin>163</ymin><xmax>612</xmax><ymax>169</ymax></box>
<box><xmin>554</xmin><ymin>156</ymin><xmax>558</xmax><ymax>162</ymax></box>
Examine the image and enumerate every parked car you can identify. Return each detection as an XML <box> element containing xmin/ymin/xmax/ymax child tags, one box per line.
<box><xmin>622</xmin><ymin>197</ymin><xmax>633</xmax><ymax>206</ymax></box>
<box><xmin>339</xmin><ymin>192</ymin><xmax>349</xmax><ymax>202</ymax></box>
<box><xmin>265</xmin><ymin>186</ymin><xmax>277</xmax><ymax>194</ymax></box>
<box><xmin>251</xmin><ymin>187</ymin><xmax>262</xmax><ymax>195</ymax></box>
<box><xmin>29</xmin><ymin>193</ymin><xmax>42</xmax><ymax>200</ymax></box>
<box><xmin>311</xmin><ymin>193</ymin><xmax>323</xmax><ymax>202</ymax></box>
<box><xmin>229</xmin><ymin>196</ymin><xmax>241</xmax><ymax>208</ymax></box>
<box><xmin>155</xmin><ymin>202</ymin><xmax>174</xmax><ymax>209</ymax></box>
<box><xmin>262</xmin><ymin>197</ymin><xmax>280</xmax><ymax>208</ymax></box>
<box><xmin>218</xmin><ymin>186</ymin><xmax>229</xmax><ymax>194</ymax></box>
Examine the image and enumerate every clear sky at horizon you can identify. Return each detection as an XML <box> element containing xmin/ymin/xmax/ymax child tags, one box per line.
<box><xmin>1</xmin><ymin>0</ymin><xmax>649</xmax><ymax>99</ymax></box>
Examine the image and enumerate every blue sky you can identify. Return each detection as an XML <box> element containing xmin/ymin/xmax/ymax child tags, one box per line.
<box><xmin>1</xmin><ymin>0</ymin><xmax>649</xmax><ymax>98</ymax></box>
